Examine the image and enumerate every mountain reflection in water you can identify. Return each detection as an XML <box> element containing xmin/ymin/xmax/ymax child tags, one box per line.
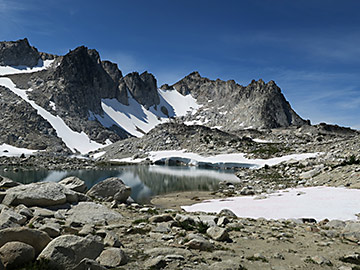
<box><xmin>1</xmin><ymin>165</ymin><xmax>239</xmax><ymax>204</ymax></box>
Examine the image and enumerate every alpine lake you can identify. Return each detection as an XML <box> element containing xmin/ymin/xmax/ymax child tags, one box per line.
<box><xmin>0</xmin><ymin>165</ymin><xmax>246</xmax><ymax>204</ymax></box>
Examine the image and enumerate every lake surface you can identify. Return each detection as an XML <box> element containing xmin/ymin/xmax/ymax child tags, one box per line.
<box><xmin>0</xmin><ymin>165</ymin><xmax>239</xmax><ymax>204</ymax></box>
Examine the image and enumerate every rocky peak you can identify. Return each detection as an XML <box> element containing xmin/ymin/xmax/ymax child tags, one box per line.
<box><xmin>172</xmin><ymin>72</ymin><xmax>307</xmax><ymax>129</ymax></box>
<box><xmin>123</xmin><ymin>71</ymin><xmax>159</xmax><ymax>109</ymax></box>
<box><xmin>0</xmin><ymin>38</ymin><xmax>40</xmax><ymax>67</ymax></box>
<box><xmin>51</xmin><ymin>46</ymin><xmax>118</xmax><ymax>110</ymax></box>
<box><xmin>101</xmin><ymin>61</ymin><xmax>123</xmax><ymax>82</ymax></box>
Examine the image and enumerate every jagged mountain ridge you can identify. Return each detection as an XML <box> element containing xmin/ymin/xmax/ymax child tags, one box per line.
<box><xmin>167</xmin><ymin>71</ymin><xmax>307</xmax><ymax>130</ymax></box>
<box><xmin>0</xmin><ymin>38</ymin><xmax>308</xmax><ymax>154</ymax></box>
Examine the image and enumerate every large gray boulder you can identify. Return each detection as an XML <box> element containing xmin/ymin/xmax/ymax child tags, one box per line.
<box><xmin>342</xmin><ymin>222</ymin><xmax>360</xmax><ymax>242</ymax></box>
<box><xmin>58</xmin><ymin>176</ymin><xmax>88</xmax><ymax>193</ymax></box>
<box><xmin>66</xmin><ymin>202</ymin><xmax>123</xmax><ymax>225</ymax></box>
<box><xmin>96</xmin><ymin>248</ymin><xmax>128</xmax><ymax>267</ymax></box>
<box><xmin>38</xmin><ymin>235</ymin><xmax>104</xmax><ymax>270</ymax></box>
<box><xmin>86</xmin><ymin>177</ymin><xmax>131</xmax><ymax>203</ymax></box>
<box><xmin>2</xmin><ymin>182</ymin><xmax>78</xmax><ymax>207</ymax></box>
<box><xmin>0</xmin><ymin>38</ymin><xmax>40</xmax><ymax>67</ymax></box>
<box><xmin>0</xmin><ymin>241</ymin><xmax>35</xmax><ymax>269</ymax></box>
<box><xmin>0</xmin><ymin>227</ymin><xmax>51</xmax><ymax>256</ymax></box>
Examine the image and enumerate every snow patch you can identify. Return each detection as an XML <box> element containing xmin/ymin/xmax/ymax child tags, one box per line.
<box><xmin>0</xmin><ymin>78</ymin><xmax>105</xmax><ymax>154</ymax></box>
<box><xmin>183</xmin><ymin>186</ymin><xmax>360</xmax><ymax>221</ymax></box>
<box><xmin>148</xmin><ymin>150</ymin><xmax>318</xmax><ymax>168</ymax></box>
<box><xmin>91</xmin><ymin>151</ymin><xmax>106</xmax><ymax>159</ymax></box>
<box><xmin>92</xmin><ymin>89</ymin><xmax>201</xmax><ymax>137</ymax></box>
<box><xmin>0</xmin><ymin>143</ymin><xmax>38</xmax><ymax>157</ymax></box>
<box><xmin>49</xmin><ymin>101</ymin><xmax>56</xmax><ymax>111</ymax></box>
<box><xmin>253</xmin><ymin>138</ymin><xmax>272</xmax><ymax>143</ymax></box>
<box><xmin>112</xmin><ymin>150</ymin><xmax>318</xmax><ymax>169</ymax></box>
<box><xmin>0</xmin><ymin>59</ymin><xmax>54</xmax><ymax>76</ymax></box>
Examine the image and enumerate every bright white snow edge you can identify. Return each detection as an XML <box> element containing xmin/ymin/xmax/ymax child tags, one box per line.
<box><xmin>0</xmin><ymin>143</ymin><xmax>38</xmax><ymax>157</ymax></box>
<box><xmin>91</xmin><ymin>88</ymin><xmax>201</xmax><ymax>138</ymax></box>
<box><xmin>182</xmin><ymin>186</ymin><xmax>360</xmax><ymax>221</ymax></box>
<box><xmin>111</xmin><ymin>150</ymin><xmax>319</xmax><ymax>168</ymax></box>
<box><xmin>0</xmin><ymin>60</ymin><xmax>54</xmax><ymax>76</ymax></box>
<box><xmin>0</xmin><ymin>78</ymin><xmax>106</xmax><ymax>154</ymax></box>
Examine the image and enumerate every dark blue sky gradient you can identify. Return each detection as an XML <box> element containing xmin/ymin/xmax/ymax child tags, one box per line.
<box><xmin>1</xmin><ymin>0</ymin><xmax>359</xmax><ymax>128</ymax></box>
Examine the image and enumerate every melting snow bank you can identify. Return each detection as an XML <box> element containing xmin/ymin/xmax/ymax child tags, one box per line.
<box><xmin>182</xmin><ymin>186</ymin><xmax>360</xmax><ymax>221</ymax></box>
<box><xmin>0</xmin><ymin>59</ymin><xmax>54</xmax><ymax>76</ymax></box>
<box><xmin>144</xmin><ymin>150</ymin><xmax>319</xmax><ymax>169</ymax></box>
<box><xmin>0</xmin><ymin>143</ymin><xmax>39</xmax><ymax>157</ymax></box>
<box><xmin>0</xmin><ymin>78</ymin><xmax>106</xmax><ymax>154</ymax></box>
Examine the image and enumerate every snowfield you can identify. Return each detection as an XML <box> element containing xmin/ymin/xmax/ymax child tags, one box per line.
<box><xmin>182</xmin><ymin>186</ymin><xmax>360</xmax><ymax>221</ymax></box>
<box><xmin>0</xmin><ymin>143</ymin><xmax>39</xmax><ymax>157</ymax></box>
<box><xmin>90</xmin><ymin>89</ymin><xmax>200</xmax><ymax>137</ymax></box>
<box><xmin>0</xmin><ymin>59</ymin><xmax>54</xmax><ymax>76</ymax></box>
<box><xmin>0</xmin><ymin>78</ymin><xmax>106</xmax><ymax>154</ymax></box>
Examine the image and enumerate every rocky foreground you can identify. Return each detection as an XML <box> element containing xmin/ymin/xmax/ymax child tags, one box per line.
<box><xmin>1</xmin><ymin>151</ymin><xmax>360</xmax><ymax>270</ymax></box>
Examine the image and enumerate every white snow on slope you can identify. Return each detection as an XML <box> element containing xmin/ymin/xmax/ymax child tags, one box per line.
<box><xmin>0</xmin><ymin>78</ymin><xmax>106</xmax><ymax>154</ymax></box>
<box><xmin>0</xmin><ymin>143</ymin><xmax>38</xmax><ymax>157</ymax></box>
<box><xmin>183</xmin><ymin>186</ymin><xmax>360</xmax><ymax>221</ymax></box>
<box><xmin>0</xmin><ymin>60</ymin><xmax>54</xmax><ymax>76</ymax></box>
<box><xmin>112</xmin><ymin>150</ymin><xmax>318</xmax><ymax>168</ymax></box>
<box><xmin>148</xmin><ymin>150</ymin><xmax>318</xmax><ymax>168</ymax></box>
<box><xmin>91</xmin><ymin>89</ymin><xmax>200</xmax><ymax>137</ymax></box>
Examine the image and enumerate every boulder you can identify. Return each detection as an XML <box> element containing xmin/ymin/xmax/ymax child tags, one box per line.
<box><xmin>2</xmin><ymin>182</ymin><xmax>78</xmax><ymax>207</ymax></box>
<box><xmin>38</xmin><ymin>235</ymin><xmax>104</xmax><ymax>270</ymax></box>
<box><xmin>0</xmin><ymin>177</ymin><xmax>21</xmax><ymax>190</ymax></box>
<box><xmin>0</xmin><ymin>208</ymin><xmax>27</xmax><ymax>225</ymax></box>
<box><xmin>66</xmin><ymin>202</ymin><xmax>122</xmax><ymax>225</ymax></box>
<box><xmin>184</xmin><ymin>234</ymin><xmax>213</xmax><ymax>251</ymax></box>
<box><xmin>86</xmin><ymin>177</ymin><xmax>131</xmax><ymax>203</ymax></box>
<box><xmin>207</xmin><ymin>226</ymin><xmax>230</xmax><ymax>241</ymax></box>
<box><xmin>339</xmin><ymin>254</ymin><xmax>360</xmax><ymax>265</ymax></box>
<box><xmin>0</xmin><ymin>241</ymin><xmax>35</xmax><ymax>269</ymax></box>
<box><xmin>342</xmin><ymin>222</ymin><xmax>360</xmax><ymax>242</ymax></box>
<box><xmin>73</xmin><ymin>258</ymin><xmax>106</xmax><ymax>270</ymax></box>
<box><xmin>0</xmin><ymin>214</ymin><xmax>20</xmax><ymax>230</ymax></box>
<box><xmin>59</xmin><ymin>176</ymin><xmax>88</xmax><ymax>193</ymax></box>
<box><xmin>96</xmin><ymin>248</ymin><xmax>128</xmax><ymax>267</ymax></box>
<box><xmin>149</xmin><ymin>214</ymin><xmax>173</xmax><ymax>223</ymax></box>
<box><xmin>0</xmin><ymin>227</ymin><xmax>51</xmax><ymax>256</ymax></box>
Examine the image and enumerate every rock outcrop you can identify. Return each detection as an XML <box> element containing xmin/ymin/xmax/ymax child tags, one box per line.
<box><xmin>0</xmin><ymin>38</ymin><xmax>40</xmax><ymax>67</ymax></box>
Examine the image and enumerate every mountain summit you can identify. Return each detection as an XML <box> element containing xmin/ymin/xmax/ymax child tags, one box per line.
<box><xmin>168</xmin><ymin>72</ymin><xmax>307</xmax><ymax>130</ymax></box>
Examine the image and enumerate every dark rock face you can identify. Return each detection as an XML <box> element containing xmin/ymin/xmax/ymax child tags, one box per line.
<box><xmin>171</xmin><ymin>72</ymin><xmax>307</xmax><ymax>130</ymax></box>
<box><xmin>123</xmin><ymin>71</ymin><xmax>159</xmax><ymax>109</ymax></box>
<box><xmin>0</xmin><ymin>85</ymin><xmax>68</xmax><ymax>152</ymax></box>
<box><xmin>0</xmin><ymin>38</ymin><xmax>40</xmax><ymax>67</ymax></box>
<box><xmin>49</xmin><ymin>46</ymin><xmax>118</xmax><ymax>116</ymax></box>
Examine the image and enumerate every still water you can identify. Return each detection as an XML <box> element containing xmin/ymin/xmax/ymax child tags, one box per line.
<box><xmin>1</xmin><ymin>165</ymin><xmax>239</xmax><ymax>204</ymax></box>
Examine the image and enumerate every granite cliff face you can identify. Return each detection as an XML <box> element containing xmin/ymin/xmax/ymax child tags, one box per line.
<box><xmin>169</xmin><ymin>72</ymin><xmax>307</xmax><ymax>130</ymax></box>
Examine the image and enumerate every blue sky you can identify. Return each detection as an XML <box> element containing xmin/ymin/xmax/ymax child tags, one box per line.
<box><xmin>1</xmin><ymin>0</ymin><xmax>360</xmax><ymax>129</ymax></box>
